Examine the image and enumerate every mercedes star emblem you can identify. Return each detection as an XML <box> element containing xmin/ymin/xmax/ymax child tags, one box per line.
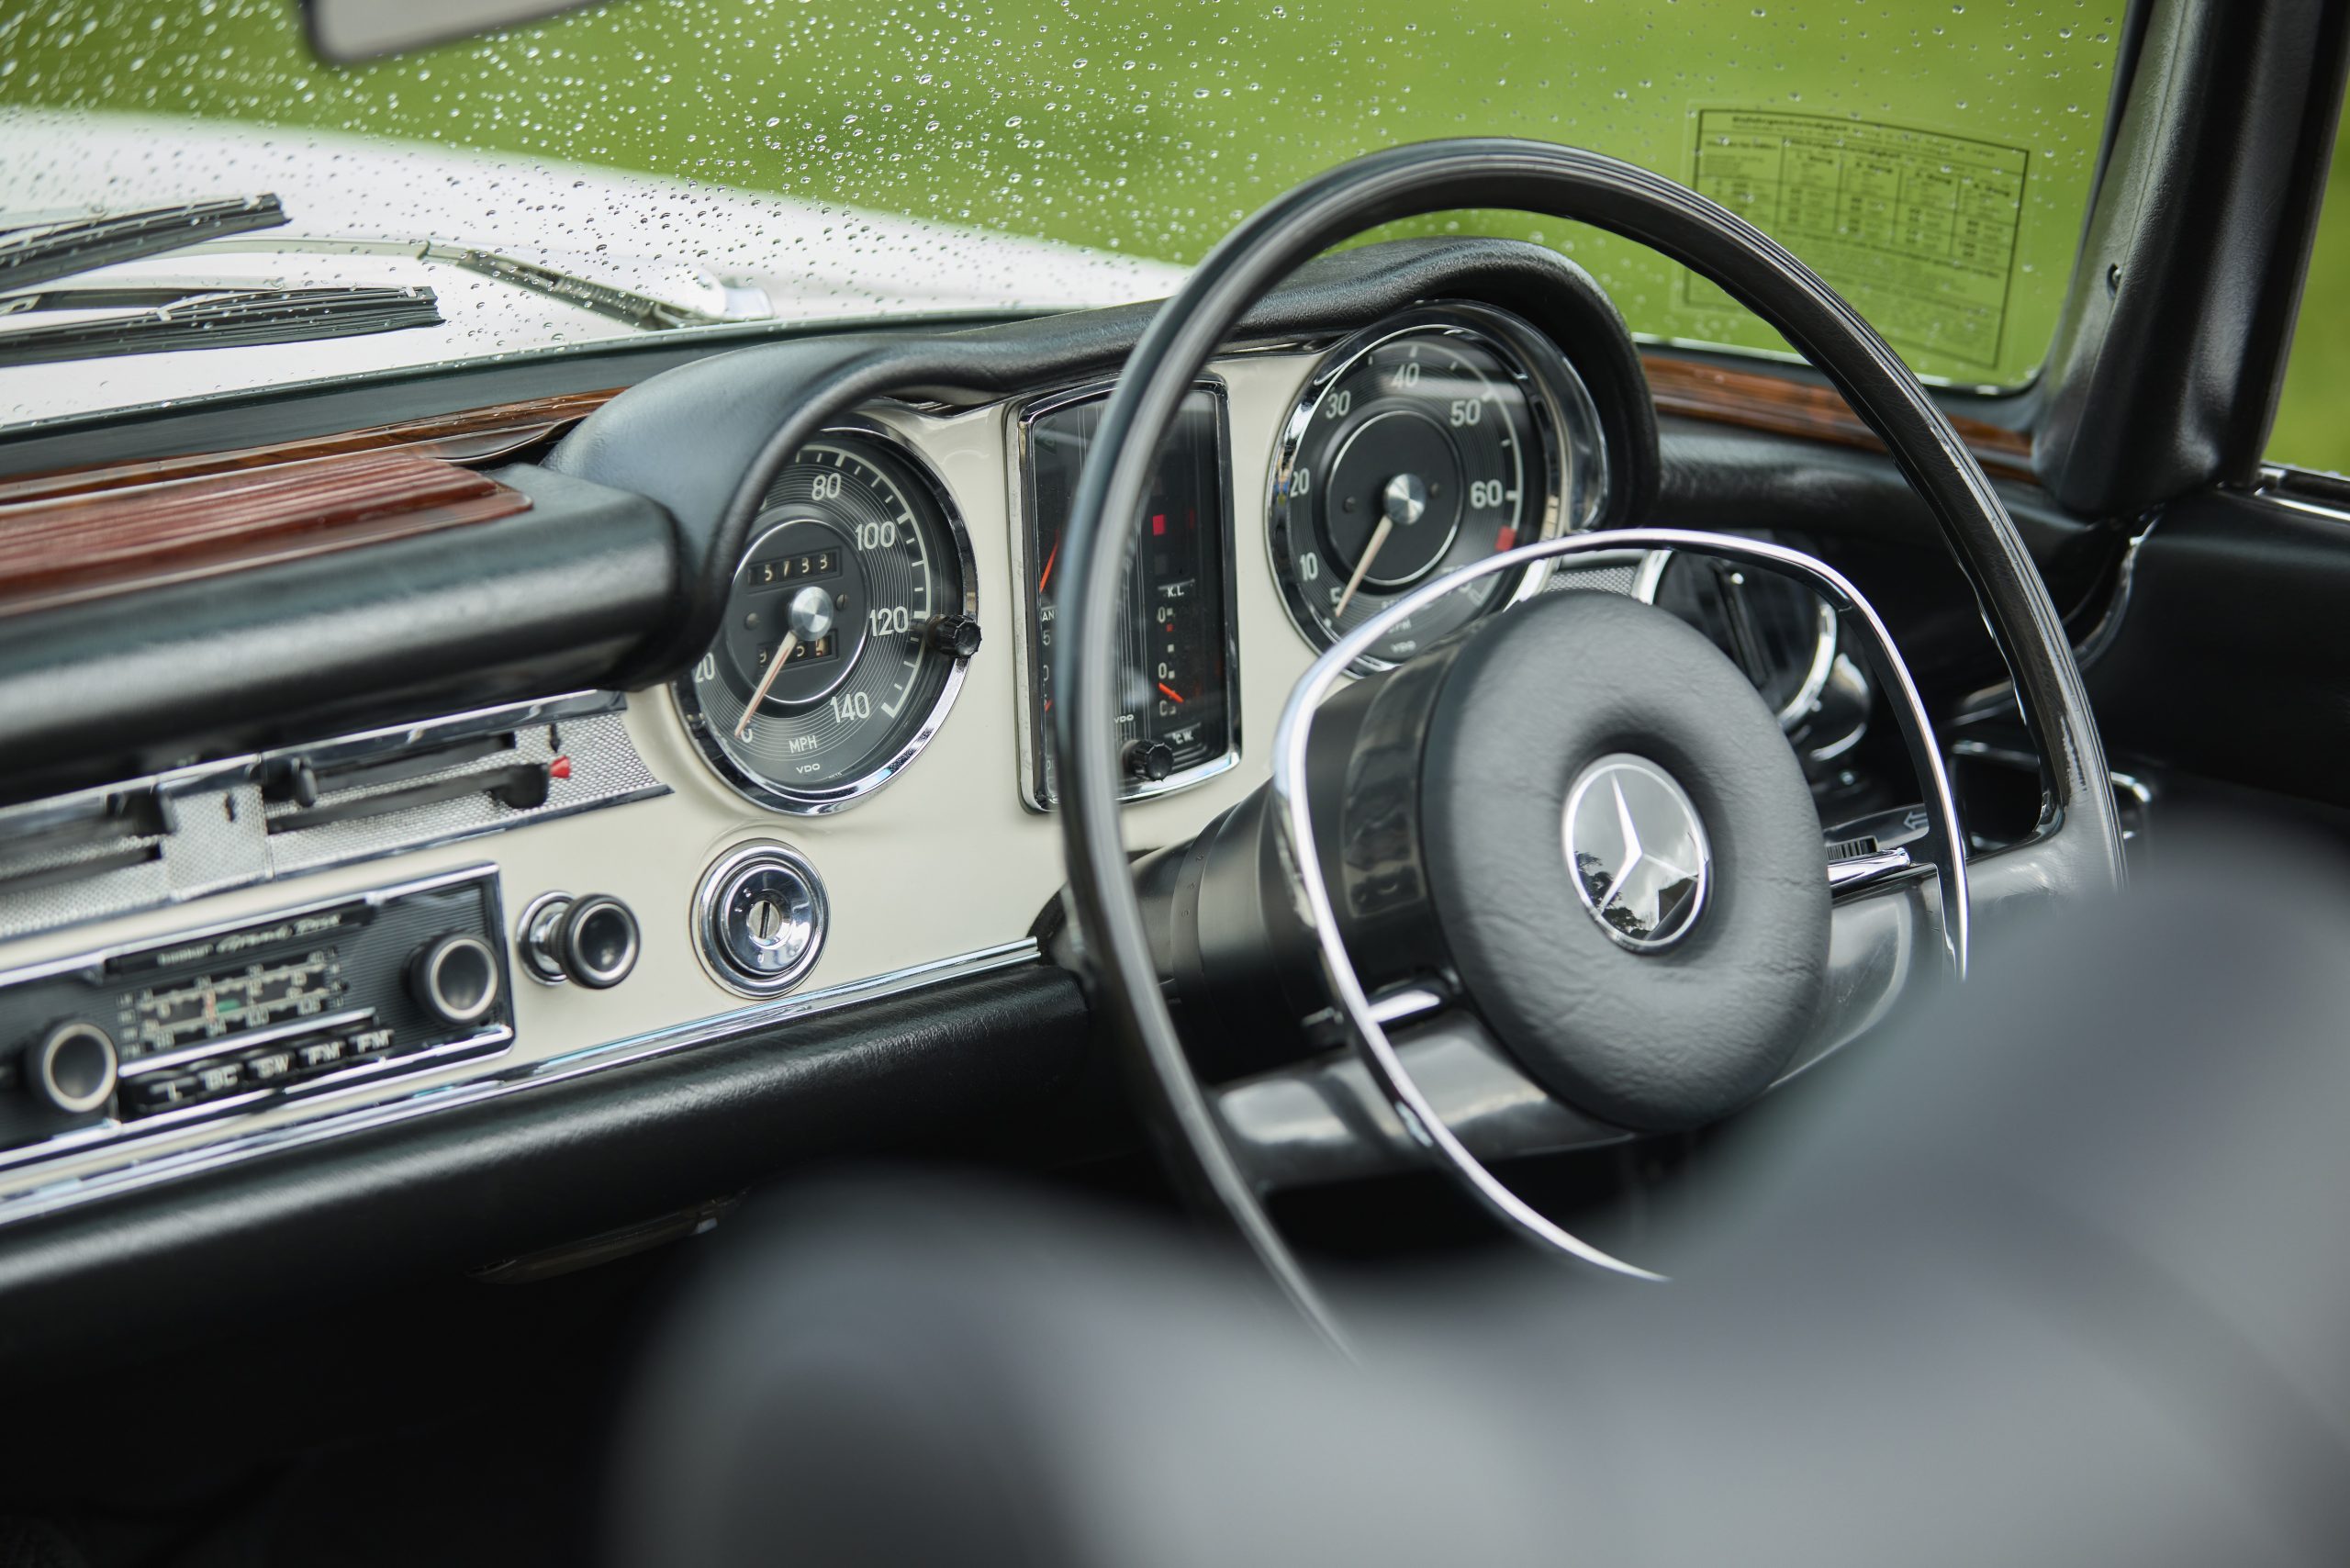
<box><xmin>1561</xmin><ymin>753</ymin><xmax>1712</xmax><ymax>952</ymax></box>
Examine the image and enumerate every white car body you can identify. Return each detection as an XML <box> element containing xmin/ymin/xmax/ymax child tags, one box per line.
<box><xmin>0</xmin><ymin>109</ymin><xmax>1185</xmax><ymax>431</ymax></box>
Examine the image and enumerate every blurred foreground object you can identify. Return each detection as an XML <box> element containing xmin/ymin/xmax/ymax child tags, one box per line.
<box><xmin>612</xmin><ymin>832</ymin><xmax>2350</xmax><ymax>1568</ymax></box>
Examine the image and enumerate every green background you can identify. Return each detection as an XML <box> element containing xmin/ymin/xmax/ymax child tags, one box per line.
<box><xmin>3</xmin><ymin>0</ymin><xmax>2339</xmax><ymax>469</ymax></box>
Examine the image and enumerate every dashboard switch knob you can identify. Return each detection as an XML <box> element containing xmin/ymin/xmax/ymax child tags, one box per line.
<box><xmin>517</xmin><ymin>892</ymin><xmax>640</xmax><ymax>989</ymax></box>
<box><xmin>1122</xmin><ymin>739</ymin><xmax>1176</xmax><ymax>785</ymax></box>
<box><xmin>23</xmin><ymin>1022</ymin><xmax>118</xmax><ymax>1115</ymax></box>
<box><xmin>927</xmin><ymin>612</ymin><xmax>983</xmax><ymax>658</ymax></box>
<box><xmin>556</xmin><ymin>894</ymin><xmax>640</xmax><ymax>990</ymax></box>
<box><xmin>409</xmin><ymin>934</ymin><xmax>501</xmax><ymax>1026</ymax></box>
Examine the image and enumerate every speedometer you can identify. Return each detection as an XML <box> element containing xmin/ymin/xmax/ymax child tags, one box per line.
<box><xmin>1267</xmin><ymin>305</ymin><xmax>1606</xmax><ymax>670</ymax></box>
<box><xmin>674</xmin><ymin>426</ymin><xmax>979</xmax><ymax>813</ymax></box>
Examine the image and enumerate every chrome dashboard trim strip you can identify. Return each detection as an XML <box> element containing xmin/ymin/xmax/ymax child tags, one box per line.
<box><xmin>0</xmin><ymin>938</ymin><xmax>1043</xmax><ymax>1233</ymax></box>
<box><xmin>1826</xmin><ymin>846</ymin><xmax>1916</xmax><ymax>893</ymax></box>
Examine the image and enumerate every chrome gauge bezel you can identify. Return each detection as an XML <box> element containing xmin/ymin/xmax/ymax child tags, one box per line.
<box><xmin>1265</xmin><ymin>302</ymin><xmax>1608</xmax><ymax>674</ymax></box>
<box><xmin>1007</xmin><ymin>375</ymin><xmax>1245</xmax><ymax>812</ymax></box>
<box><xmin>671</xmin><ymin>418</ymin><xmax>979</xmax><ymax>816</ymax></box>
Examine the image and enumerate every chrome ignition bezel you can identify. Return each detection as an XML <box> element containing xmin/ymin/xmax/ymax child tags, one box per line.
<box><xmin>691</xmin><ymin>840</ymin><xmax>829</xmax><ymax>999</ymax></box>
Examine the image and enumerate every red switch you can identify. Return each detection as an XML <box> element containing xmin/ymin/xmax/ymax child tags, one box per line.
<box><xmin>550</xmin><ymin>756</ymin><xmax>573</xmax><ymax>780</ymax></box>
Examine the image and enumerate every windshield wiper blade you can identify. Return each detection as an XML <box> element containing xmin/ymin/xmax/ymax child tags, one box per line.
<box><xmin>0</xmin><ymin>285</ymin><xmax>442</xmax><ymax>367</ymax></box>
<box><xmin>0</xmin><ymin>195</ymin><xmax>291</xmax><ymax>295</ymax></box>
<box><xmin>440</xmin><ymin>247</ymin><xmax>769</xmax><ymax>330</ymax></box>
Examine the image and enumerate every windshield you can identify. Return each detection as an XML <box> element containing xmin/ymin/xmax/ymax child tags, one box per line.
<box><xmin>2</xmin><ymin>0</ymin><xmax>2122</xmax><ymax>428</ymax></box>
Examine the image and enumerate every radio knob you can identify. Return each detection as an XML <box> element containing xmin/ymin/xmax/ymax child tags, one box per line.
<box><xmin>516</xmin><ymin>893</ymin><xmax>640</xmax><ymax>989</ymax></box>
<box><xmin>408</xmin><ymin>933</ymin><xmax>502</xmax><ymax>1026</ymax></box>
<box><xmin>23</xmin><ymin>1022</ymin><xmax>118</xmax><ymax>1115</ymax></box>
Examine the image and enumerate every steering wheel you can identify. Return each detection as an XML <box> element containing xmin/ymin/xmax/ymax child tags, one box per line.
<box><xmin>1053</xmin><ymin>140</ymin><xmax>2126</xmax><ymax>1337</ymax></box>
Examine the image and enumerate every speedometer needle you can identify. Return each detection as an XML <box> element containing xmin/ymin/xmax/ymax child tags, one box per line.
<box><xmin>735</xmin><ymin>630</ymin><xmax>799</xmax><ymax>741</ymax></box>
<box><xmin>1333</xmin><ymin>515</ymin><xmax>1393</xmax><ymax>620</ymax></box>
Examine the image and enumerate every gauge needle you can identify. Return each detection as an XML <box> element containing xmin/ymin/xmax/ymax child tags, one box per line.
<box><xmin>1157</xmin><ymin>682</ymin><xmax>1184</xmax><ymax>704</ymax></box>
<box><xmin>1333</xmin><ymin>515</ymin><xmax>1393</xmax><ymax>620</ymax></box>
<box><xmin>735</xmin><ymin>630</ymin><xmax>799</xmax><ymax>740</ymax></box>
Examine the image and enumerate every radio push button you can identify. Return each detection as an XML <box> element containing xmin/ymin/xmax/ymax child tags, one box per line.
<box><xmin>126</xmin><ymin>1071</ymin><xmax>200</xmax><ymax>1113</ymax></box>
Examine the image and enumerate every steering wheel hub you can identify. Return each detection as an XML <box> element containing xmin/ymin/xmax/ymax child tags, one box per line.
<box><xmin>1337</xmin><ymin>589</ymin><xmax>1831</xmax><ymax>1133</ymax></box>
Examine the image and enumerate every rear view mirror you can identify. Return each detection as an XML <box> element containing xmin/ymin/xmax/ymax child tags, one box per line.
<box><xmin>299</xmin><ymin>0</ymin><xmax>611</xmax><ymax>64</ymax></box>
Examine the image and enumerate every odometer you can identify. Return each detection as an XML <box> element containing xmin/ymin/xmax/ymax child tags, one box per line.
<box><xmin>1018</xmin><ymin>381</ymin><xmax>1239</xmax><ymax>810</ymax></box>
<box><xmin>1268</xmin><ymin>306</ymin><xmax>1603</xmax><ymax>670</ymax></box>
<box><xmin>675</xmin><ymin>428</ymin><xmax>979</xmax><ymax>813</ymax></box>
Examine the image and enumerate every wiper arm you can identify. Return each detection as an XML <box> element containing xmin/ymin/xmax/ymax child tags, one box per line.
<box><xmin>0</xmin><ymin>286</ymin><xmax>442</xmax><ymax>367</ymax></box>
<box><xmin>0</xmin><ymin>195</ymin><xmax>290</xmax><ymax>294</ymax></box>
<box><xmin>441</xmin><ymin>248</ymin><xmax>768</xmax><ymax>330</ymax></box>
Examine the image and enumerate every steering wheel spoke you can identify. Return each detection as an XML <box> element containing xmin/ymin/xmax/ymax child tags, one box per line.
<box><xmin>1214</xmin><ymin>1004</ymin><xmax>1630</xmax><ymax>1195</ymax></box>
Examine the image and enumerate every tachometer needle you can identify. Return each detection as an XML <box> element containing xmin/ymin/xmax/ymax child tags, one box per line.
<box><xmin>1157</xmin><ymin>681</ymin><xmax>1184</xmax><ymax>704</ymax></box>
<box><xmin>735</xmin><ymin>630</ymin><xmax>799</xmax><ymax>740</ymax></box>
<box><xmin>1332</xmin><ymin>515</ymin><xmax>1393</xmax><ymax>620</ymax></box>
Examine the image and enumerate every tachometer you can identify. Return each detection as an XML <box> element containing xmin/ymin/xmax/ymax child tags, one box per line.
<box><xmin>1267</xmin><ymin>305</ymin><xmax>1606</xmax><ymax>670</ymax></box>
<box><xmin>675</xmin><ymin>427</ymin><xmax>979</xmax><ymax>813</ymax></box>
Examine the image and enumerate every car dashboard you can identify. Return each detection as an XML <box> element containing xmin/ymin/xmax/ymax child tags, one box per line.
<box><xmin>0</xmin><ymin>237</ymin><xmax>2090</xmax><ymax>1252</ymax></box>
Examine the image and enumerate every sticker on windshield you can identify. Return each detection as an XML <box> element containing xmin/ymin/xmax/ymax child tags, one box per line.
<box><xmin>1684</xmin><ymin>110</ymin><xmax>2030</xmax><ymax>371</ymax></box>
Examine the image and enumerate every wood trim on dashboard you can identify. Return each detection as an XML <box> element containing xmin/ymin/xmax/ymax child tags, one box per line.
<box><xmin>0</xmin><ymin>387</ymin><xmax>621</xmax><ymax>507</ymax></box>
<box><xmin>0</xmin><ymin>451</ymin><xmax>532</xmax><ymax>619</ymax></box>
<box><xmin>2</xmin><ymin>359</ymin><xmax>2037</xmax><ymax>506</ymax></box>
<box><xmin>1640</xmin><ymin>353</ymin><xmax>2037</xmax><ymax>482</ymax></box>
<box><xmin>0</xmin><ymin>355</ymin><xmax>2035</xmax><ymax>617</ymax></box>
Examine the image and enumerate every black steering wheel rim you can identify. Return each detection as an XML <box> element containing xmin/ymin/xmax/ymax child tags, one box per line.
<box><xmin>1054</xmin><ymin>138</ymin><xmax>2126</xmax><ymax>1337</ymax></box>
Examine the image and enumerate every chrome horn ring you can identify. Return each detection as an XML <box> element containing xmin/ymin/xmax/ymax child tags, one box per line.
<box><xmin>1266</xmin><ymin>528</ymin><xmax>1967</xmax><ymax>1278</ymax></box>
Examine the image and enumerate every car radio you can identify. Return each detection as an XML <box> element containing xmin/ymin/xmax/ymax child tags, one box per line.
<box><xmin>0</xmin><ymin>865</ymin><xmax>512</xmax><ymax>1164</ymax></box>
